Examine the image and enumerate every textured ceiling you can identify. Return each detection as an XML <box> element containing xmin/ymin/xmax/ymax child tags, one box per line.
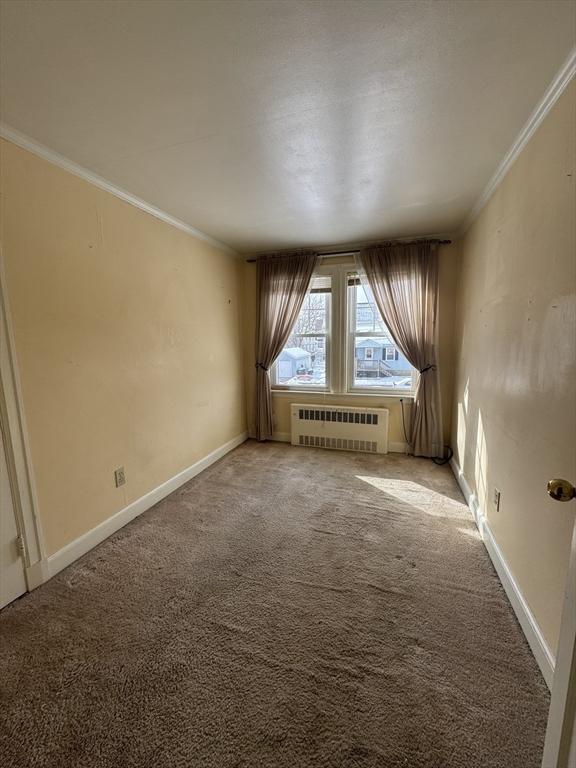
<box><xmin>1</xmin><ymin>0</ymin><xmax>574</xmax><ymax>253</ymax></box>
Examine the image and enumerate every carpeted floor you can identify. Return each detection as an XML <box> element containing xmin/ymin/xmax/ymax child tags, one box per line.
<box><xmin>0</xmin><ymin>440</ymin><xmax>549</xmax><ymax>768</ymax></box>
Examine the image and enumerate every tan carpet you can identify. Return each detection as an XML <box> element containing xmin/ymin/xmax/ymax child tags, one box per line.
<box><xmin>0</xmin><ymin>440</ymin><xmax>549</xmax><ymax>767</ymax></box>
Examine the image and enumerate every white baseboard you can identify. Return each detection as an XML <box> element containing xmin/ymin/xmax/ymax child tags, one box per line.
<box><xmin>47</xmin><ymin>431</ymin><xmax>248</xmax><ymax>579</ymax></box>
<box><xmin>272</xmin><ymin>431</ymin><xmax>291</xmax><ymax>443</ymax></box>
<box><xmin>450</xmin><ymin>457</ymin><xmax>555</xmax><ymax>689</ymax></box>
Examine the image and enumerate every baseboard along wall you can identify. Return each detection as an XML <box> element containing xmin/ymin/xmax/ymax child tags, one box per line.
<box><xmin>450</xmin><ymin>457</ymin><xmax>555</xmax><ymax>689</ymax></box>
<box><xmin>44</xmin><ymin>432</ymin><xmax>248</xmax><ymax>580</ymax></box>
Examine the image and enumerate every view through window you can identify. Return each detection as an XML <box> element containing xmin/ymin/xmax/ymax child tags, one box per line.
<box><xmin>349</xmin><ymin>276</ymin><xmax>414</xmax><ymax>391</ymax></box>
<box><xmin>273</xmin><ymin>276</ymin><xmax>330</xmax><ymax>387</ymax></box>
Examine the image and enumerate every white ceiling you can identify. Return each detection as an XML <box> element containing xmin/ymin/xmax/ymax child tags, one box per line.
<box><xmin>1</xmin><ymin>0</ymin><xmax>574</xmax><ymax>253</ymax></box>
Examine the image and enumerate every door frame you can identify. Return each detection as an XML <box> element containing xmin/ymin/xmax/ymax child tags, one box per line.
<box><xmin>0</xmin><ymin>249</ymin><xmax>47</xmax><ymax>590</ymax></box>
<box><xmin>542</xmin><ymin>515</ymin><xmax>576</xmax><ymax>767</ymax></box>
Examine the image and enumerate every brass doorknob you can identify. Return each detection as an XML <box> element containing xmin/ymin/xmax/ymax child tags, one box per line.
<box><xmin>547</xmin><ymin>479</ymin><xmax>576</xmax><ymax>502</ymax></box>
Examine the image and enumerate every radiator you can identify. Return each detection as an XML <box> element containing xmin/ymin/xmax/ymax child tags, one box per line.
<box><xmin>290</xmin><ymin>404</ymin><xmax>389</xmax><ymax>454</ymax></box>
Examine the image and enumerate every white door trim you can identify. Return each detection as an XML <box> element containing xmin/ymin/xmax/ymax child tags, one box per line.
<box><xmin>0</xmin><ymin>248</ymin><xmax>48</xmax><ymax>589</ymax></box>
<box><xmin>542</xmin><ymin>515</ymin><xmax>576</xmax><ymax>768</ymax></box>
<box><xmin>0</xmin><ymin>414</ymin><xmax>27</xmax><ymax>606</ymax></box>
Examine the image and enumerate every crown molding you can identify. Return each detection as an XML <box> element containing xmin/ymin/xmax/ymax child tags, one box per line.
<box><xmin>0</xmin><ymin>124</ymin><xmax>238</xmax><ymax>257</ymax></box>
<box><xmin>460</xmin><ymin>46</ymin><xmax>576</xmax><ymax>236</ymax></box>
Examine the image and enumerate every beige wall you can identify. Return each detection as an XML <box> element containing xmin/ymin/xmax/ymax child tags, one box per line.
<box><xmin>243</xmin><ymin>244</ymin><xmax>458</xmax><ymax>448</ymax></box>
<box><xmin>451</xmin><ymin>81</ymin><xmax>576</xmax><ymax>655</ymax></box>
<box><xmin>0</xmin><ymin>139</ymin><xmax>246</xmax><ymax>556</ymax></box>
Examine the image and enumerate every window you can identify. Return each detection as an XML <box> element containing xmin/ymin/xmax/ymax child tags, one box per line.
<box><xmin>385</xmin><ymin>347</ymin><xmax>398</xmax><ymax>361</ymax></box>
<box><xmin>272</xmin><ymin>265</ymin><xmax>415</xmax><ymax>394</ymax></box>
<box><xmin>272</xmin><ymin>275</ymin><xmax>331</xmax><ymax>388</ymax></box>
<box><xmin>348</xmin><ymin>275</ymin><xmax>414</xmax><ymax>391</ymax></box>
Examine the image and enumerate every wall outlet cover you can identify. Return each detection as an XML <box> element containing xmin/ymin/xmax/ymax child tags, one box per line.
<box><xmin>114</xmin><ymin>467</ymin><xmax>126</xmax><ymax>487</ymax></box>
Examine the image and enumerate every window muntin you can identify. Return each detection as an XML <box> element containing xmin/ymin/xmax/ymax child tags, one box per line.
<box><xmin>272</xmin><ymin>275</ymin><xmax>331</xmax><ymax>389</ymax></box>
<box><xmin>348</xmin><ymin>274</ymin><xmax>415</xmax><ymax>392</ymax></box>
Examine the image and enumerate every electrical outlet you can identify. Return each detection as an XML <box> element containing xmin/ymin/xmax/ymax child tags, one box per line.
<box><xmin>493</xmin><ymin>488</ymin><xmax>501</xmax><ymax>511</ymax></box>
<box><xmin>114</xmin><ymin>467</ymin><xmax>126</xmax><ymax>488</ymax></box>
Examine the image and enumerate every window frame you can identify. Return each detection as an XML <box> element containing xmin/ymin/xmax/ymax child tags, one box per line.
<box><xmin>270</xmin><ymin>262</ymin><xmax>416</xmax><ymax>397</ymax></box>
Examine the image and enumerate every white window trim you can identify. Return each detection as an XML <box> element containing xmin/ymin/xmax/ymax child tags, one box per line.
<box><xmin>271</xmin><ymin>263</ymin><xmax>416</xmax><ymax>397</ymax></box>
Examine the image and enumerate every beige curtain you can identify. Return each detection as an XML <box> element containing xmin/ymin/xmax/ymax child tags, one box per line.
<box><xmin>256</xmin><ymin>251</ymin><xmax>319</xmax><ymax>441</ymax></box>
<box><xmin>360</xmin><ymin>242</ymin><xmax>443</xmax><ymax>458</ymax></box>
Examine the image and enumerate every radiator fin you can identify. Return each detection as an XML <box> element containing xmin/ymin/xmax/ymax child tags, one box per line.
<box><xmin>298</xmin><ymin>435</ymin><xmax>378</xmax><ymax>453</ymax></box>
<box><xmin>298</xmin><ymin>408</ymin><xmax>378</xmax><ymax>426</ymax></box>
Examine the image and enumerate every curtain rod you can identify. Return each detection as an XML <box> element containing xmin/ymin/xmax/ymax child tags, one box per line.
<box><xmin>245</xmin><ymin>239</ymin><xmax>452</xmax><ymax>262</ymax></box>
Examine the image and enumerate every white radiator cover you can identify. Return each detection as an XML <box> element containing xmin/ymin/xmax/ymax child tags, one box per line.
<box><xmin>290</xmin><ymin>404</ymin><xmax>389</xmax><ymax>454</ymax></box>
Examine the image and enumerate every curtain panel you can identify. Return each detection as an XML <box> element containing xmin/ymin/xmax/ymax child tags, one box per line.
<box><xmin>255</xmin><ymin>251</ymin><xmax>319</xmax><ymax>440</ymax></box>
<box><xmin>360</xmin><ymin>242</ymin><xmax>443</xmax><ymax>458</ymax></box>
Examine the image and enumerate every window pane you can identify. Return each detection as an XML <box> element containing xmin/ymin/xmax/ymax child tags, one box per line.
<box><xmin>276</xmin><ymin>335</ymin><xmax>326</xmax><ymax>386</ymax></box>
<box><xmin>350</xmin><ymin>276</ymin><xmax>415</xmax><ymax>390</ymax></box>
<box><xmin>274</xmin><ymin>276</ymin><xmax>330</xmax><ymax>388</ymax></box>
<box><xmin>354</xmin><ymin>281</ymin><xmax>386</xmax><ymax>334</ymax></box>
<box><xmin>292</xmin><ymin>290</ymin><xmax>328</xmax><ymax>334</ymax></box>
<box><xmin>353</xmin><ymin>336</ymin><xmax>413</xmax><ymax>388</ymax></box>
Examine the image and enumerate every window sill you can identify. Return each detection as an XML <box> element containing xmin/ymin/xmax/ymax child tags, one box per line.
<box><xmin>271</xmin><ymin>389</ymin><xmax>414</xmax><ymax>401</ymax></box>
